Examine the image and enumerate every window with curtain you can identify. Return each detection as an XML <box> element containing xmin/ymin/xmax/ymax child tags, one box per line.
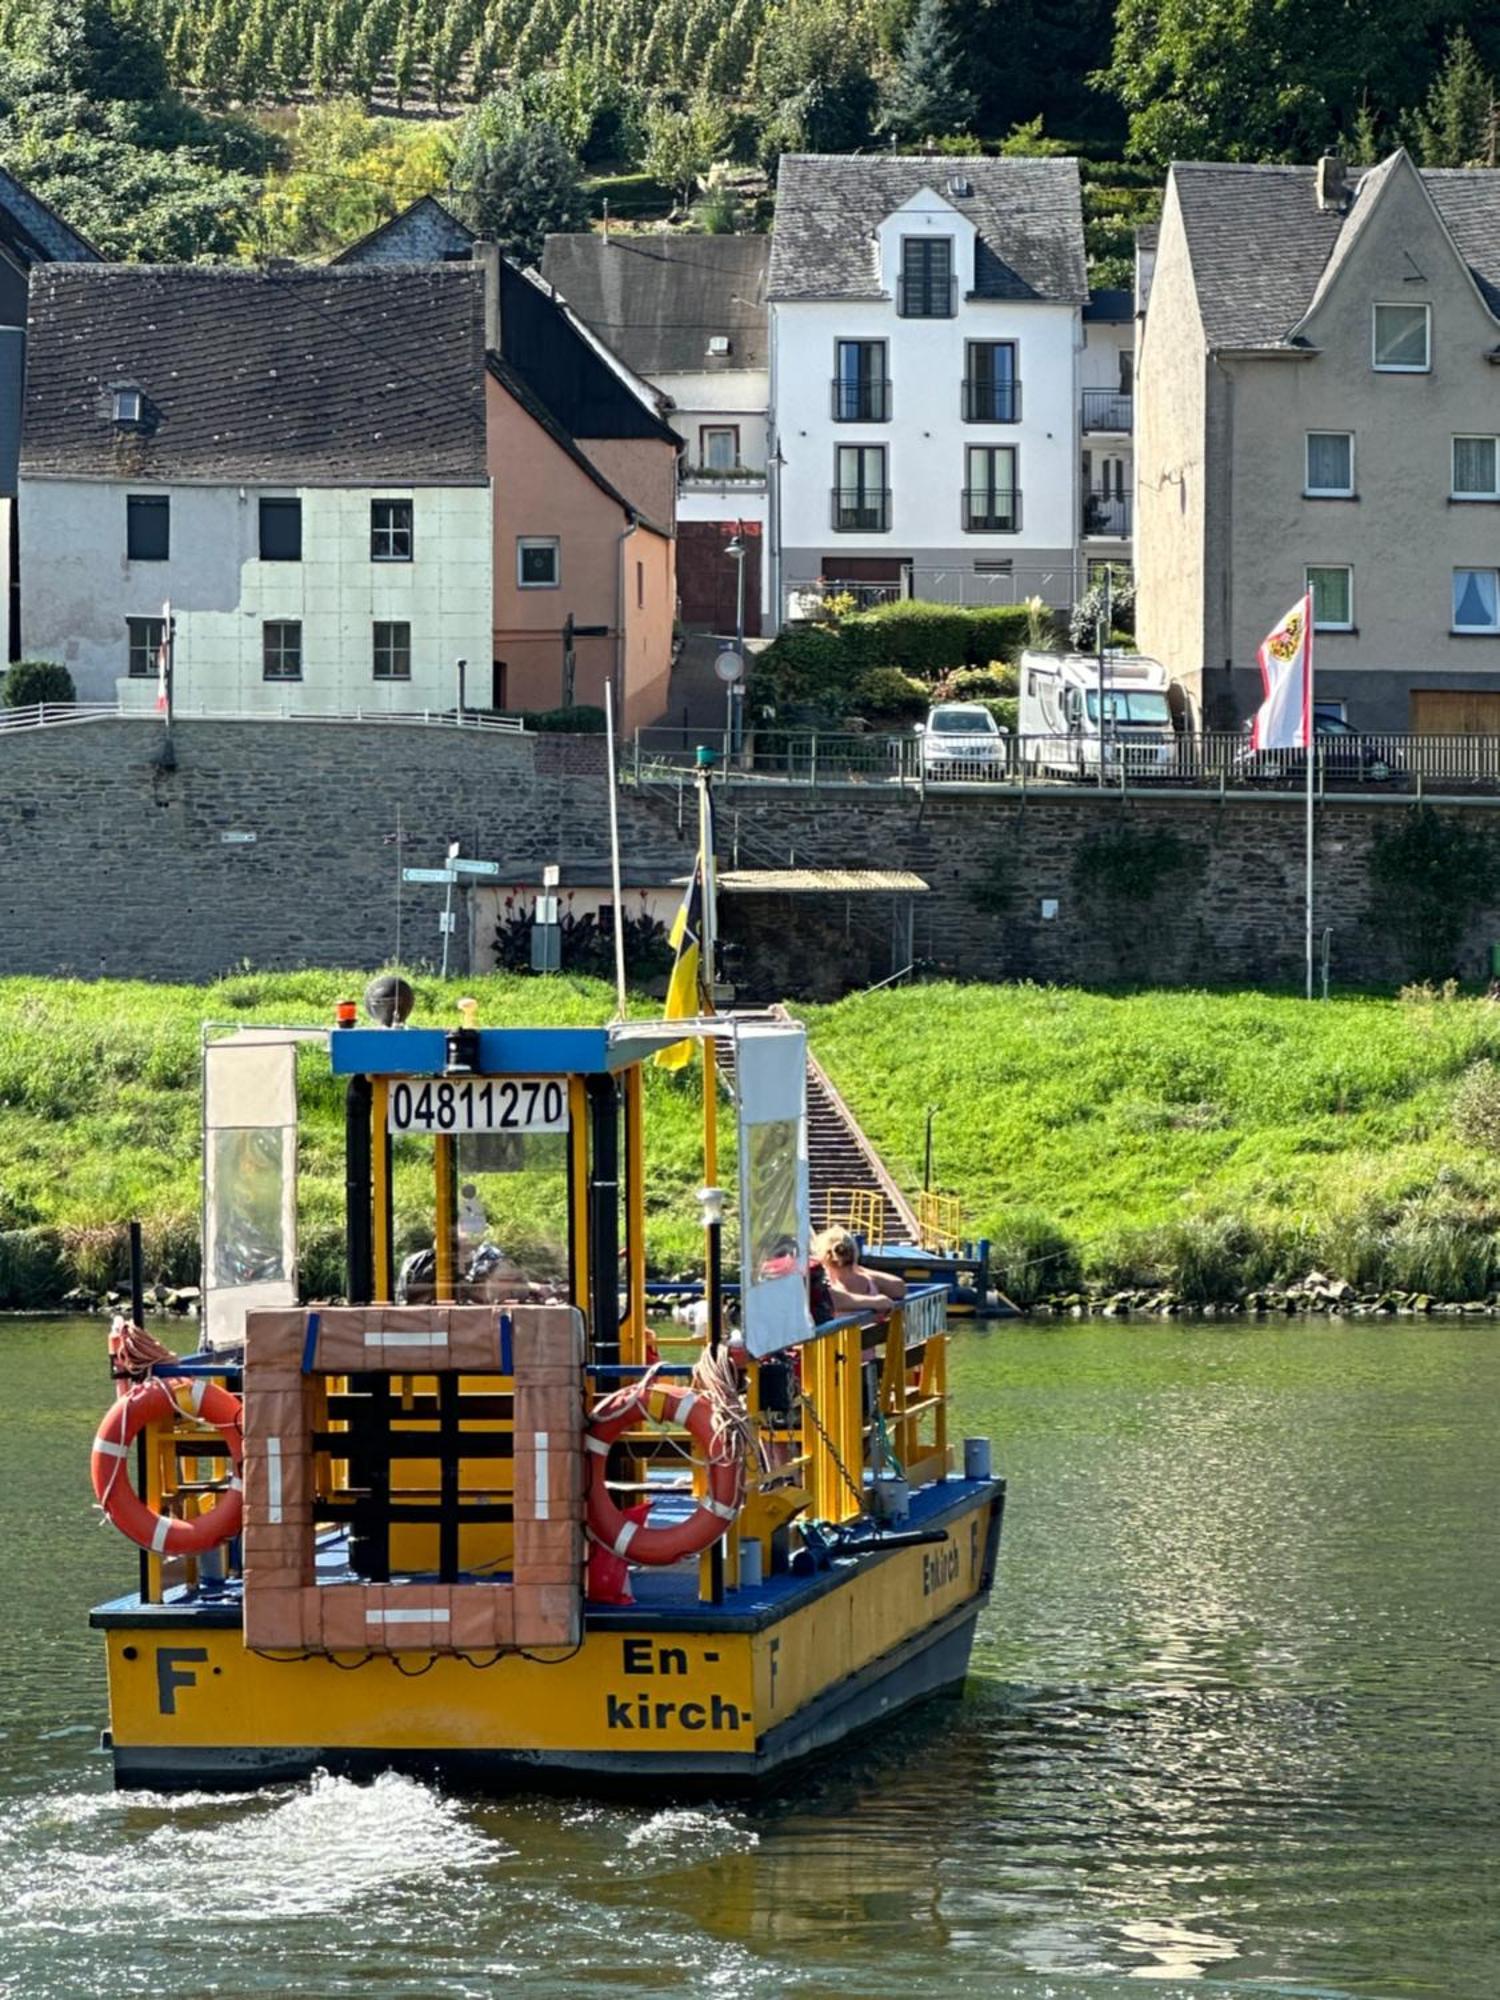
<box><xmin>1306</xmin><ymin>566</ymin><xmax>1353</xmax><ymax>629</ymax></box>
<box><xmin>964</xmin><ymin>342</ymin><xmax>1018</xmax><ymax>422</ymax></box>
<box><xmin>1453</xmin><ymin>569</ymin><xmax>1500</xmax><ymax>631</ymax></box>
<box><xmin>833</xmin><ymin>341</ymin><xmax>888</xmax><ymax>421</ymax></box>
<box><xmin>833</xmin><ymin>445</ymin><xmax>888</xmax><ymax>530</ymax></box>
<box><xmin>1452</xmin><ymin>437</ymin><xmax>1499</xmax><ymax>498</ymax></box>
<box><xmin>1373</xmin><ymin>303</ymin><xmax>1430</xmax><ymax>370</ymax></box>
<box><xmin>1306</xmin><ymin>432</ymin><xmax>1353</xmax><ymax>495</ymax></box>
<box><xmin>964</xmin><ymin>445</ymin><xmax>1017</xmax><ymax>531</ymax></box>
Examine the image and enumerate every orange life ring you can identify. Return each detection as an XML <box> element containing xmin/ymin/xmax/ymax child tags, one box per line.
<box><xmin>585</xmin><ymin>1378</ymin><xmax>744</xmax><ymax>1565</ymax></box>
<box><xmin>92</xmin><ymin>1376</ymin><xmax>244</xmax><ymax>1556</ymax></box>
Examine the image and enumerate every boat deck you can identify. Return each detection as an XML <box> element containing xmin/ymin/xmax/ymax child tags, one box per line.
<box><xmin>92</xmin><ymin>1474</ymin><xmax>1003</xmax><ymax>1634</ymax></box>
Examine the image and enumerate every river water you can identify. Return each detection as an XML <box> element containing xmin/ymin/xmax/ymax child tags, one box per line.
<box><xmin>1</xmin><ymin>1317</ymin><xmax>1496</xmax><ymax>2000</ymax></box>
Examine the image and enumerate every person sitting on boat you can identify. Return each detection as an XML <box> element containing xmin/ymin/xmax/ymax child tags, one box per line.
<box><xmin>809</xmin><ymin>1228</ymin><xmax>906</xmax><ymax>1322</ymax></box>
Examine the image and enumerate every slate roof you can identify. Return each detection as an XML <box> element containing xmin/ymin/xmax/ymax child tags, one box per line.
<box><xmin>22</xmin><ymin>263</ymin><xmax>488</xmax><ymax>483</ymax></box>
<box><xmin>0</xmin><ymin>165</ymin><xmax>99</xmax><ymax>269</ymax></box>
<box><xmin>539</xmin><ymin>233</ymin><xmax>768</xmax><ymax>376</ymax></box>
<box><xmin>767</xmin><ymin>154</ymin><xmax>1086</xmax><ymax>304</ymax></box>
<box><xmin>330</xmin><ymin>194</ymin><xmax>476</xmax><ymax>266</ymax></box>
<box><xmin>500</xmin><ymin>258</ymin><xmax>679</xmax><ymax>445</ymax></box>
<box><xmin>1171</xmin><ymin>155</ymin><xmax>1500</xmax><ymax>349</ymax></box>
<box><xmin>1083</xmin><ymin>287</ymin><xmax>1133</xmax><ymax>324</ymax></box>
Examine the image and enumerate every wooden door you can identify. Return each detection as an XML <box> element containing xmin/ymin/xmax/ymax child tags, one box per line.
<box><xmin>1410</xmin><ymin>690</ymin><xmax>1500</xmax><ymax>733</ymax></box>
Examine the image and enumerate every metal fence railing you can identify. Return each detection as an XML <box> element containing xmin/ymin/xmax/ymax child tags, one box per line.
<box><xmin>0</xmin><ymin>700</ymin><xmax>529</xmax><ymax>736</ymax></box>
<box><xmin>631</xmin><ymin>728</ymin><xmax>1500</xmax><ymax>794</ymax></box>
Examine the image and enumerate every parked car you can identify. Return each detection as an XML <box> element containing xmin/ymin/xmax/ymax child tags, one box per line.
<box><xmin>917</xmin><ymin>703</ymin><xmax>1006</xmax><ymax>779</ymax></box>
<box><xmin>1237</xmin><ymin>706</ymin><xmax>1400</xmax><ymax>785</ymax></box>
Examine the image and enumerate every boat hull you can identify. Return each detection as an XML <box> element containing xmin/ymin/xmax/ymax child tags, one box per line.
<box><xmin>93</xmin><ymin>1477</ymin><xmax>1003</xmax><ymax>1794</ymax></box>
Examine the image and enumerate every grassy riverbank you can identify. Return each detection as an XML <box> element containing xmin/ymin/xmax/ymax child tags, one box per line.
<box><xmin>815</xmin><ymin>983</ymin><xmax>1500</xmax><ymax>1304</ymax></box>
<box><xmin>5</xmin><ymin>974</ymin><xmax>1500</xmax><ymax>1307</ymax></box>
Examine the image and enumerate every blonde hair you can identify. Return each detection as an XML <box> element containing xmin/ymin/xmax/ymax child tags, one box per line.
<box><xmin>811</xmin><ymin>1226</ymin><xmax>856</xmax><ymax>1264</ymax></box>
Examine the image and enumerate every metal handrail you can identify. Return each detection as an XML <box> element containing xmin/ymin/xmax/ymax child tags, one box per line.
<box><xmin>0</xmin><ymin>700</ymin><xmax>529</xmax><ymax>735</ymax></box>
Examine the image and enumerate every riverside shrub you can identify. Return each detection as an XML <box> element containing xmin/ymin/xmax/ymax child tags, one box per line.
<box><xmin>3</xmin><ymin>659</ymin><xmax>75</xmax><ymax>706</ymax></box>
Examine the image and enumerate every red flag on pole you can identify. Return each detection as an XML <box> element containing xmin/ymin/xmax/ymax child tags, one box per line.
<box><xmin>155</xmin><ymin>601</ymin><xmax>170</xmax><ymax>713</ymax></box>
<box><xmin>1250</xmin><ymin>594</ymin><xmax>1313</xmax><ymax>750</ymax></box>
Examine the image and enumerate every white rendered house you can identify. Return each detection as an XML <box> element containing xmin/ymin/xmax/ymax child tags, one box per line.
<box><xmin>19</xmin><ymin>263</ymin><xmax>492</xmax><ymax>710</ymax></box>
<box><xmin>767</xmin><ymin>155</ymin><xmax>1089</xmax><ymax>621</ymax></box>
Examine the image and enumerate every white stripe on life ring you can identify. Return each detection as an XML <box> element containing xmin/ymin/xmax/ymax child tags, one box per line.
<box><xmin>675</xmin><ymin>1390</ymin><xmax>699</xmax><ymax>1424</ymax></box>
<box><xmin>189</xmin><ymin>1377</ymin><xmax>208</xmax><ymax>1414</ymax></box>
<box><xmin>612</xmin><ymin>1519</ymin><xmax>639</xmax><ymax>1558</ymax></box>
<box><xmin>702</xmin><ymin>1495</ymin><xmax>738</xmax><ymax>1520</ymax></box>
<box><xmin>94</xmin><ymin>1439</ymin><xmax>130</xmax><ymax>1459</ymax></box>
<box><xmin>584</xmin><ymin>1435</ymin><xmax>612</xmax><ymax>1456</ymax></box>
<box><xmin>149</xmin><ymin>1514</ymin><xmax>173</xmax><ymax>1554</ymax></box>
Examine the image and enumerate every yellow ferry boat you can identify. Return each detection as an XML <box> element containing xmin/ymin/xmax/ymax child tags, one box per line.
<box><xmin>88</xmin><ymin>772</ymin><xmax>1004</xmax><ymax>1791</ymax></box>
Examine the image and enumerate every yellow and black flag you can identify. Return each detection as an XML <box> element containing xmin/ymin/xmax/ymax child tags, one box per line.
<box><xmin>655</xmin><ymin>782</ymin><xmax>715</xmax><ymax>1070</ymax></box>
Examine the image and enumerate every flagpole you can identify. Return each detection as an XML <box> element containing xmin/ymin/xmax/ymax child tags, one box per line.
<box><xmin>603</xmin><ymin>679</ymin><xmax>627</xmax><ymax>1021</ymax></box>
<box><xmin>697</xmin><ymin>748</ymin><xmax>718</xmax><ymax>1188</ymax></box>
<box><xmin>1304</xmin><ymin>592</ymin><xmax>1315</xmax><ymax>1002</ymax></box>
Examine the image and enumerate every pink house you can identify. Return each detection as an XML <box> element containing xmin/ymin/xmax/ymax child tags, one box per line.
<box><xmin>478</xmin><ymin>249</ymin><xmax>679</xmax><ymax>733</ymax></box>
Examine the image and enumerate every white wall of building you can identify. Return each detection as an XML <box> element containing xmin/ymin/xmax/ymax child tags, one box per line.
<box><xmin>20</xmin><ymin>478</ymin><xmax>492</xmax><ymax>708</ymax></box>
<box><xmin>773</xmin><ymin>293</ymin><xmax>1080</xmax><ymax>563</ymax></box>
<box><xmin>658</xmin><ymin>368</ymin><xmax>769</xmax><ymax>470</ymax></box>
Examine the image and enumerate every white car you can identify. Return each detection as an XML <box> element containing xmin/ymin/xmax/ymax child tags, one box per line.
<box><xmin>918</xmin><ymin>702</ymin><xmax>1006</xmax><ymax>779</ymax></box>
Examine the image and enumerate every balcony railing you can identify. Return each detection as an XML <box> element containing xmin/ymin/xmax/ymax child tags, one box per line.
<box><xmin>680</xmin><ymin>459</ymin><xmax>766</xmax><ymax>484</ymax></box>
<box><xmin>961</xmin><ymin>489</ymin><xmax>1021</xmax><ymax>533</ymax></box>
<box><xmin>831</xmin><ymin>378</ymin><xmax>892</xmax><ymax>422</ymax></box>
<box><xmin>963</xmin><ymin>378</ymin><xmax>1021</xmax><ymax>422</ymax></box>
<box><xmin>831</xmin><ymin>487</ymin><xmax>892</xmax><ymax>532</ymax></box>
<box><xmin>1082</xmin><ymin>388</ymin><xmax>1134</xmax><ymax>432</ymax></box>
<box><xmin>897</xmin><ymin>274</ymin><xmax>957</xmax><ymax>318</ymax></box>
<box><xmin>1082</xmin><ymin>490</ymin><xmax>1132</xmax><ymax>537</ymax></box>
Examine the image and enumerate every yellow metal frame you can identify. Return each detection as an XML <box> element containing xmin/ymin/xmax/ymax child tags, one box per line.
<box><xmin>917</xmin><ymin>1190</ymin><xmax>963</xmax><ymax>1254</ymax></box>
<box><xmin>821</xmin><ymin>1187</ymin><xmax>883</xmax><ymax>1241</ymax></box>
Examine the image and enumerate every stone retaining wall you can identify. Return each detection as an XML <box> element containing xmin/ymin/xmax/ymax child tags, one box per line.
<box><xmin>2</xmin><ymin>719</ymin><xmax>1497</xmax><ymax>991</ymax></box>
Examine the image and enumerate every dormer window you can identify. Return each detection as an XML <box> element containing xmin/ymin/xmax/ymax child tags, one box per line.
<box><xmin>899</xmin><ymin>237</ymin><xmax>955</xmax><ymax>318</ymax></box>
<box><xmin>112</xmin><ymin>388</ymin><xmax>143</xmax><ymax>426</ymax></box>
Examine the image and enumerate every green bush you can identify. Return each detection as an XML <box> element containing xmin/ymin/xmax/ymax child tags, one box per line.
<box><xmin>847</xmin><ymin>666</ymin><xmax>928</xmax><ymax>720</ymax></box>
<box><xmin>3</xmin><ymin>659</ymin><xmax>76</xmax><ymax>706</ymax></box>
<box><xmin>937</xmin><ymin>663</ymin><xmax>1016</xmax><ymax>698</ymax></box>
<box><xmin>0</xmin><ymin>1227</ymin><xmax>68</xmax><ymax>1308</ymax></box>
<box><xmin>989</xmin><ymin>1209</ymin><xmax>1081</xmax><ymax>1306</ymax></box>
<box><xmin>1366</xmin><ymin>806</ymin><xmax>1500</xmax><ymax>982</ymax></box>
<box><xmin>749</xmin><ymin>625</ymin><xmax>851</xmax><ymax>714</ymax></box>
<box><xmin>585</xmin><ymin>173</ymin><xmax>671</xmax><ymax>218</ymax></box>
<box><xmin>522</xmin><ymin>705</ymin><xmax>607</xmax><ymax>733</ymax></box>
<box><xmin>1452</xmin><ymin>1060</ymin><xmax>1500</xmax><ymax>1152</ymax></box>
<box><xmin>839</xmin><ymin>602</ymin><xmax>1041</xmax><ymax>679</ymax></box>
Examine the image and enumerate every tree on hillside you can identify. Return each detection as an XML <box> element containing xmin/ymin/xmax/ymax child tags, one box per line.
<box><xmin>453</xmin><ymin>114</ymin><xmax>589</xmax><ymax>265</ymax></box>
<box><xmin>880</xmin><ymin>0</ymin><xmax>975</xmax><ymax>144</ymax></box>
<box><xmin>752</xmin><ymin>0</ymin><xmax>880</xmax><ymax>155</ymax></box>
<box><xmin>1102</xmin><ymin>0</ymin><xmax>1453</xmax><ymax>164</ymax></box>
<box><xmin>642</xmin><ymin>91</ymin><xmax>726</xmax><ymax>210</ymax></box>
<box><xmin>1412</xmin><ymin>28</ymin><xmax>1495</xmax><ymax>166</ymax></box>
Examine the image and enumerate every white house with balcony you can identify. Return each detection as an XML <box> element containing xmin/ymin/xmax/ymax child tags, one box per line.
<box><xmin>1080</xmin><ymin>286</ymin><xmax>1134</xmax><ymax>583</ymax></box>
<box><xmin>541</xmin><ymin>233</ymin><xmax>770</xmax><ymax>634</ymax></box>
<box><xmin>19</xmin><ymin>263</ymin><xmax>492</xmax><ymax>709</ymax></box>
<box><xmin>767</xmin><ymin>155</ymin><xmax>1089</xmax><ymax>620</ymax></box>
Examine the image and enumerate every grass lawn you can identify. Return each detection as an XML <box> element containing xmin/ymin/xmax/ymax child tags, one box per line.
<box><xmin>4</xmin><ymin>973</ymin><xmax>1500</xmax><ymax>1304</ymax></box>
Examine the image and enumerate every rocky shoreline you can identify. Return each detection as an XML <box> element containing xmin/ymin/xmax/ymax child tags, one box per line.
<box><xmin>1030</xmin><ymin>1270</ymin><xmax>1500</xmax><ymax>1318</ymax></box>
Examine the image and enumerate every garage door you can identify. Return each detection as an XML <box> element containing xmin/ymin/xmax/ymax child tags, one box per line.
<box><xmin>1410</xmin><ymin>690</ymin><xmax>1500</xmax><ymax>733</ymax></box>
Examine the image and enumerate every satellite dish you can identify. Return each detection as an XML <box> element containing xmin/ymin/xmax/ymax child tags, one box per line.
<box><xmin>714</xmin><ymin>649</ymin><xmax>744</xmax><ymax>684</ymax></box>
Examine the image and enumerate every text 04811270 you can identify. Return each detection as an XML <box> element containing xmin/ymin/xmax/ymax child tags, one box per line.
<box><xmin>387</xmin><ymin>1077</ymin><xmax>568</xmax><ymax>1135</ymax></box>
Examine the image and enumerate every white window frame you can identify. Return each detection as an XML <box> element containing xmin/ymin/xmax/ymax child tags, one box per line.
<box><xmin>517</xmin><ymin>536</ymin><xmax>560</xmax><ymax>589</ymax></box>
<box><xmin>700</xmin><ymin>425</ymin><xmax>739</xmax><ymax>471</ymax></box>
<box><xmin>372</xmin><ymin>619</ymin><xmax>412</xmax><ymax>680</ymax></box>
<box><xmin>1372</xmin><ymin>302</ymin><xmax>1430</xmax><ymax>373</ymax></box>
<box><xmin>1304</xmin><ymin>431</ymin><xmax>1354</xmax><ymax>498</ymax></box>
<box><xmin>262</xmin><ymin>619</ymin><xmax>303</xmax><ymax>681</ymax></box>
<box><xmin>371</xmin><ymin>497</ymin><xmax>414</xmax><ymax>561</ymax></box>
<box><xmin>1306</xmin><ymin>564</ymin><xmax>1354</xmax><ymax>632</ymax></box>
<box><xmin>1452</xmin><ymin>568</ymin><xmax>1500</xmax><ymax>634</ymax></box>
<box><xmin>1451</xmin><ymin>436</ymin><xmax>1500</xmax><ymax>501</ymax></box>
<box><xmin>126</xmin><ymin>615</ymin><xmax>165</xmax><ymax>679</ymax></box>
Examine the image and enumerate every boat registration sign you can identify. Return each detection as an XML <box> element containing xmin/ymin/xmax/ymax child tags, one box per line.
<box><xmin>387</xmin><ymin>1077</ymin><xmax>568</xmax><ymax>1135</ymax></box>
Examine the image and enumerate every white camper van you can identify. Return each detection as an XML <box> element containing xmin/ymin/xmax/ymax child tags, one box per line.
<box><xmin>1017</xmin><ymin>651</ymin><xmax>1178</xmax><ymax>779</ymax></box>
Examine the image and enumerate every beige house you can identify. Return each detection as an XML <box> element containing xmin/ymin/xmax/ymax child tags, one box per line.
<box><xmin>1137</xmin><ymin>151</ymin><xmax>1500</xmax><ymax>731</ymax></box>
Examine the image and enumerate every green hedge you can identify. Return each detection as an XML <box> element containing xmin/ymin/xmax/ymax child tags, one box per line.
<box><xmin>0</xmin><ymin>1227</ymin><xmax>68</xmax><ymax>1308</ymax></box>
<box><xmin>523</xmin><ymin>705</ymin><xmax>608</xmax><ymax>734</ymax></box>
<box><xmin>3</xmin><ymin>659</ymin><xmax>75</xmax><ymax>706</ymax></box>
<box><xmin>841</xmin><ymin>602</ymin><xmax>1041</xmax><ymax>677</ymax></box>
